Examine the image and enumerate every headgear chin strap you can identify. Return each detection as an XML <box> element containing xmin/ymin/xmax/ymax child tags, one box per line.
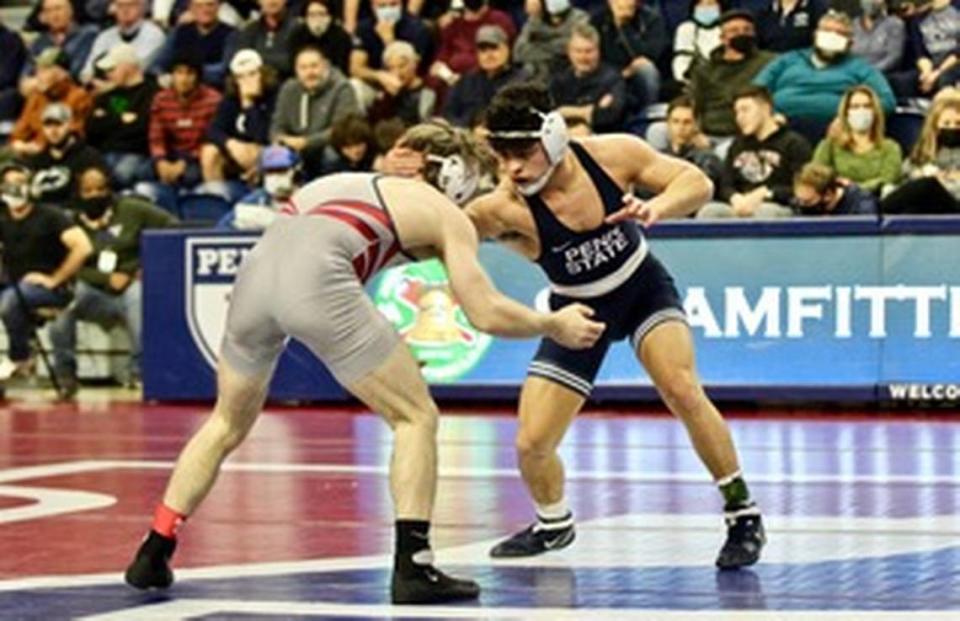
<box><xmin>488</xmin><ymin>109</ymin><xmax>570</xmax><ymax>195</ymax></box>
<box><xmin>426</xmin><ymin>153</ymin><xmax>479</xmax><ymax>205</ymax></box>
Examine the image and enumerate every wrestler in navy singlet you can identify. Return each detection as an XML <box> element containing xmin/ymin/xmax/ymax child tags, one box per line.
<box><xmin>525</xmin><ymin>142</ymin><xmax>687</xmax><ymax>396</ymax></box>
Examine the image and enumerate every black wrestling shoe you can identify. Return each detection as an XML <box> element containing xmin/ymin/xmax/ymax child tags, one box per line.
<box><xmin>124</xmin><ymin>530</ymin><xmax>177</xmax><ymax>589</ymax></box>
<box><xmin>489</xmin><ymin>514</ymin><xmax>576</xmax><ymax>558</ymax></box>
<box><xmin>716</xmin><ymin>512</ymin><xmax>766</xmax><ymax>570</ymax></box>
<box><xmin>391</xmin><ymin>563</ymin><xmax>480</xmax><ymax>604</ymax></box>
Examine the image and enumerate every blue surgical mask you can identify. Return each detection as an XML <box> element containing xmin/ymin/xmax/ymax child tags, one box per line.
<box><xmin>694</xmin><ymin>5</ymin><xmax>721</xmax><ymax>24</ymax></box>
<box><xmin>375</xmin><ymin>5</ymin><xmax>402</xmax><ymax>23</ymax></box>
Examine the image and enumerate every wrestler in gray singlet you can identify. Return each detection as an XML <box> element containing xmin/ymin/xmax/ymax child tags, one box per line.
<box><xmin>220</xmin><ymin>172</ymin><xmax>413</xmax><ymax>385</ymax></box>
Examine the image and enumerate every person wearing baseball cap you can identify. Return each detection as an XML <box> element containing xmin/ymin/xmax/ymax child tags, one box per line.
<box><xmin>218</xmin><ymin>144</ymin><xmax>300</xmax><ymax>230</ymax></box>
<box><xmin>27</xmin><ymin>102</ymin><xmax>106</xmax><ymax>206</ymax></box>
<box><xmin>429</xmin><ymin>0</ymin><xmax>516</xmax><ymax>86</ymax></box>
<box><xmin>443</xmin><ymin>24</ymin><xmax>526</xmax><ymax>128</ymax></box>
<box><xmin>201</xmin><ymin>49</ymin><xmax>278</xmax><ymax>182</ymax></box>
<box><xmin>86</xmin><ymin>43</ymin><xmax>160</xmax><ymax>188</ymax></box>
<box><xmin>11</xmin><ymin>47</ymin><xmax>93</xmax><ymax>158</ymax></box>
<box><xmin>80</xmin><ymin>0</ymin><xmax>165</xmax><ymax>84</ymax></box>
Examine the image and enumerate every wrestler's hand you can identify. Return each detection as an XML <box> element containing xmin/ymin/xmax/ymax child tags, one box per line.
<box><xmin>548</xmin><ymin>303</ymin><xmax>606</xmax><ymax>350</ymax></box>
<box><xmin>381</xmin><ymin>146</ymin><xmax>425</xmax><ymax>177</ymax></box>
<box><xmin>605</xmin><ymin>193</ymin><xmax>660</xmax><ymax>227</ymax></box>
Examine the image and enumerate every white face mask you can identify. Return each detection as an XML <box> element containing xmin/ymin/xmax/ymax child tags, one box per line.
<box><xmin>1</xmin><ymin>183</ymin><xmax>29</xmax><ymax>210</ymax></box>
<box><xmin>264</xmin><ymin>172</ymin><xmax>295</xmax><ymax>198</ymax></box>
<box><xmin>307</xmin><ymin>15</ymin><xmax>331</xmax><ymax>36</ymax></box>
<box><xmin>847</xmin><ymin>108</ymin><xmax>874</xmax><ymax>132</ymax></box>
<box><xmin>815</xmin><ymin>30</ymin><xmax>850</xmax><ymax>55</ymax></box>
<box><xmin>2</xmin><ymin>193</ymin><xmax>27</xmax><ymax>210</ymax></box>
<box><xmin>375</xmin><ymin>5</ymin><xmax>402</xmax><ymax>23</ymax></box>
<box><xmin>543</xmin><ymin>0</ymin><xmax>570</xmax><ymax>16</ymax></box>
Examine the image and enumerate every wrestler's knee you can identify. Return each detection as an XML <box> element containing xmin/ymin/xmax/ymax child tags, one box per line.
<box><xmin>657</xmin><ymin>366</ymin><xmax>707</xmax><ymax>417</ymax></box>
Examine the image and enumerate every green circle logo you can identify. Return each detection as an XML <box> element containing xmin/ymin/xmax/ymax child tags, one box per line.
<box><xmin>373</xmin><ymin>259</ymin><xmax>492</xmax><ymax>382</ymax></box>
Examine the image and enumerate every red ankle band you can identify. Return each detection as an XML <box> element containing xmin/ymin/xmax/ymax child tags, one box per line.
<box><xmin>152</xmin><ymin>503</ymin><xmax>186</xmax><ymax>539</ymax></box>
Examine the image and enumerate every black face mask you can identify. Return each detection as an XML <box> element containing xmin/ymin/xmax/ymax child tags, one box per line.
<box><xmin>463</xmin><ymin>0</ymin><xmax>485</xmax><ymax>11</ymax></box>
<box><xmin>938</xmin><ymin>128</ymin><xmax>960</xmax><ymax>149</ymax></box>
<box><xmin>729</xmin><ymin>35</ymin><xmax>756</xmax><ymax>55</ymax></box>
<box><xmin>78</xmin><ymin>194</ymin><xmax>113</xmax><ymax>220</ymax></box>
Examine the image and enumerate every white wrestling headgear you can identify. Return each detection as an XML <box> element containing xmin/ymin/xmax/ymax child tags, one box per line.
<box><xmin>426</xmin><ymin>152</ymin><xmax>479</xmax><ymax>205</ymax></box>
<box><xmin>487</xmin><ymin>109</ymin><xmax>570</xmax><ymax>196</ymax></box>
<box><xmin>487</xmin><ymin>108</ymin><xmax>570</xmax><ymax>165</ymax></box>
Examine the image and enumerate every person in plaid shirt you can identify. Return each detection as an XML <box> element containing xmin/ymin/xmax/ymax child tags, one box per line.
<box><xmin>144</xmin><ymin>54</ymin><xmax>222</xmax><ymax>211</ymax></box>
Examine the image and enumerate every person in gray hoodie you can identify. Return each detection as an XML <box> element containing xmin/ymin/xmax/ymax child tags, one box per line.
<box><xmin>271</xmin><ymin>44</ymin><xmax>359</xmax><ymax>177</ymax></box>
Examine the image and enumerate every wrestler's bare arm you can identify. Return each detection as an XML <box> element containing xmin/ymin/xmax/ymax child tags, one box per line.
<box><xmin>437</xmin><ymin>205</ymin><xmax>604</xmax><ymax>349</ymax></box>
<box><xmin>584</xmin><ymin>134</ymin><xmax>714</xmax><ymax>223</ymax></box>
<box><xmin>463</xmin><ymin>187</ymin><xmax>514</xmax><ymax>241</ymax></box>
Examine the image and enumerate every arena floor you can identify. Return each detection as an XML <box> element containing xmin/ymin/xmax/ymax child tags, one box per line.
<box><xmin>1</xmin><ymin>394</ymin><xmax>959</xmax><ymax>620</ymax></box>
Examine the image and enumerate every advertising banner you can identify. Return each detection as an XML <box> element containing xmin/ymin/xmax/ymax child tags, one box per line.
<box><xmin>142</xmin><ymin>223</ymin><xmax>960</xmax><ymax>403</ymax></box>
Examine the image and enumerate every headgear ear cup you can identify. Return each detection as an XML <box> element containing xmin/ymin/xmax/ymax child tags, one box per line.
<box><xmin>427</xmin><ymin>153</ymin><xmax>479</xmax><ymax>205</ymax></box>
<box><xmin>536</xmin><ymin>110</ymin><xmax>570</xmax><ymax>165</ymax></box>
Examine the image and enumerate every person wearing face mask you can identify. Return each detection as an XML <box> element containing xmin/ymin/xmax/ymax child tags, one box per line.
<box><xmin>672</xmin><ymin>0</ymin><xmax>727</xmax><ymax>83</ymax></box>
<box><xmin>289</xmin><ymin>0</ymin><xmax>354</xmax><ymax>73</ymax></box>
<box><xmin>792</xmin><ymin>162</ymin><xmax>879</xmax><ymax>215</ymax></box>
<box><xmin>852</xmin><ymin>0</ymin><xmax>906</xmax><ymax>75</ymax></box>
<box><xmin>217</xmin><ymin>144</ymin><xmax>301</xmax><ymax>229</ymax></box>
<box><xmin>754</xmin><ymin>10</ymin><xmax>896</xmax><ymax>139</ymax></box>
<box><xmin>429</xmin><ymin>0</ymin><xmax>516</xmax><ymax>86</ymax></box>
<box><xmin>350</xmin><ymin>0</ymin><xmax>434</xmax><ymax>105</ymax></box>
<box><xmin>514</xmin><ymin>0</ymin><xmax>590</xmax><ymax>82</ymax></box>
<box><xmin>910</xmin><ymin>0</ymin><xmax>960</xmax><ymax>95</ymax></box>
<box><xmin>882</xmin><ymin>88</ymin><xmax>960</xmax><ymax>213</ymax></box>
<box><xmin>0</xmin><ymin>164</ymin><xmax>92</xmax><ymax>385</ymax></box>
<box><xmin>812</xmin><ymin>85</ymin><xmax>902</xmax><ymax>193</ymax></box>
<box><xmin>47</xmin><ymin>165</ymin><xmax>176</xmax><ymax>396</ymax></box>
<box><xmin>26</xmin><ymin>103</ymin><xmax>106</xmax><ymax>207</ymax></box>
<box><xmin>684</xmin><ymin>10</ymin><xmax>776</xmax><ymax>148</ymax></box>
<box><xmin>272</xmin><ymin>45</ymin><xmax>358</xmax><ymax>177</ymax></box>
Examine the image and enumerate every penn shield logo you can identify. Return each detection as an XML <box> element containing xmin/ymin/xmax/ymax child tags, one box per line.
<box><xmin>373</xmin><ymin>259</ymin><xmax>492</xmax><ymax>382</ymax></box>
<box><xmin>185</xmin><ymin>237</ymin><xmax>256</xmax><ymax>368</ymax></box>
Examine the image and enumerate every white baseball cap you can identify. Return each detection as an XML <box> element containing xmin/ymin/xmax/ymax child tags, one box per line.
<box><xmin>96</xmin><ymin>43</ymin><xmax>140</xmax><ymax>71</ymax></box>
<box><xmin>230</xmin><ymin>49</ymin><xmax>263</xmax><ymax>76</ymax></box>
